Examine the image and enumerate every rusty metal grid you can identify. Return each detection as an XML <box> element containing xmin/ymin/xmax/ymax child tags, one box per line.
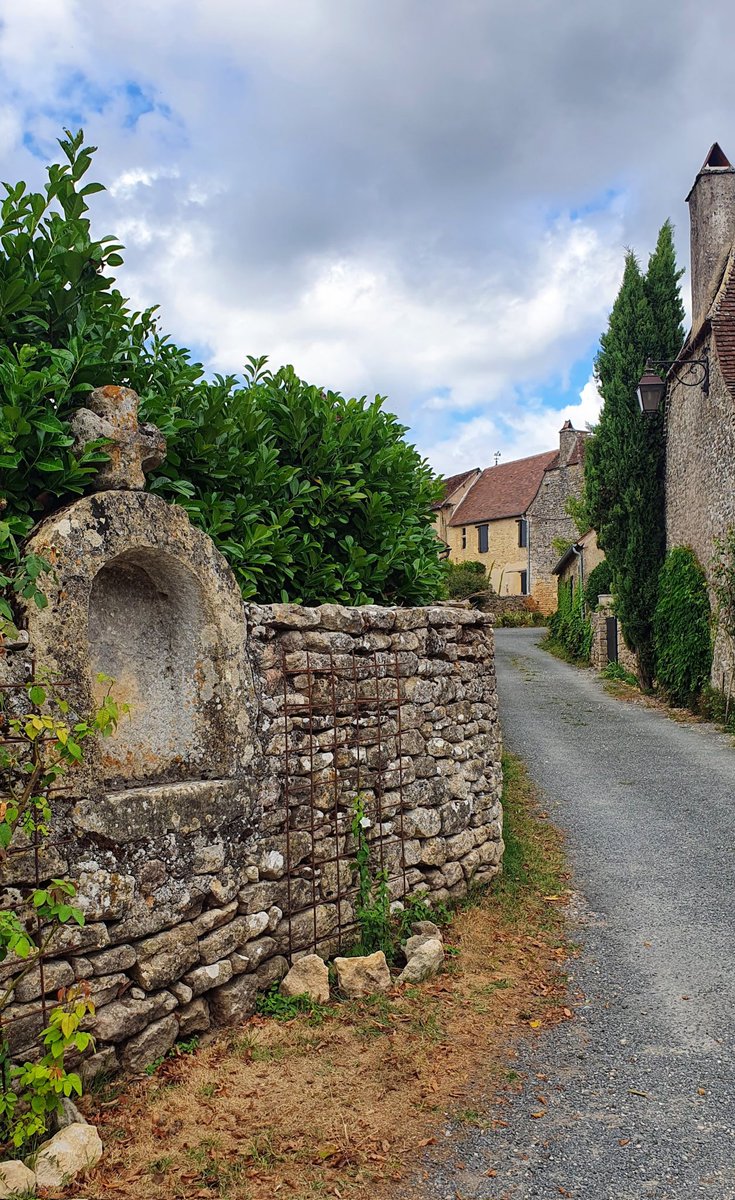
<box><xmin>0</xmin><ymin>642</ymin><xmax>72</xmax><ymax>1078</ymax></box>
<box><xmin>280</xmin><ymin>646</ymin><xmax>409</xmax><ymax>958</ymax></box>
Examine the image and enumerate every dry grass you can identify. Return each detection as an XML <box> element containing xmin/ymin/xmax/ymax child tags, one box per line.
<box><xmin>60</xmin><ymin>754</ymin><xmax>570</xmax><ymax>1200</ymax></box>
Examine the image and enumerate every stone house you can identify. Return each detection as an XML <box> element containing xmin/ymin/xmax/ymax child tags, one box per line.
<box><xmin>665</xmin><ymin>143</ymin><xmax>735</xmax><ymax>689</ymax></box>
<box><xmin>431</xmin><ymin>467</ymin><xmax>481</xmax><ymax>545</ymax></box>
<box><xmin>526</xmin><ymin>422</ymin><xmax>591</xmax><ymax>612</ymax></box>
<box><xmin>440</xmin><ymin>423</ymin><xmax>588</xmax><ymax>610</ymax></box>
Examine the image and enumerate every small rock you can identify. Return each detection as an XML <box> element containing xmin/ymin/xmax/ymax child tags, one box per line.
<box><xmin>0</xmin><ymin>1159</ymin><xmax>35</xmax><ymax>1197</ymax></box>
<box><xmin>398</xmin><ymin>937</ymin><xmax>445</xmax><ymax>985</ymax></box>
<box><xmin>411</xmin><ymin>920</ymin><xmax>443</xmax><ymax>941</ymax></box>
<box><xmin>404</xmin><ymin>934</ymin><xmax>435</xmax><ymax>959</ymax></box>
<box><xmin>31</xmin><ymin>1122</ymin><xmax>103</xmax><ymax>1189</ymax></box>
<box><xmin>280</xmin><ymin>955</ymin><xmax>330</xmax><ymax>1003</ymax></box>
<box><xmin>54</xmin><ymin>1098</ymin><xmax>85</xmax><ymax>1130</ymax></box>
<box><xmin>333</xmin><ymin>952</ymin><xmax>392</xmax><ymax>999</ymax></box>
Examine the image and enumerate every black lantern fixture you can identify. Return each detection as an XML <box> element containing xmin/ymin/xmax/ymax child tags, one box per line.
<box><xmin>636</xmin><ymin>364</ymin><xmax>666</xmax><ymax>415</ymax></box>
<box><xmin>636</xmin><ymin>357</ymin><xmax>710</xmax><ymax>416</ymax></box>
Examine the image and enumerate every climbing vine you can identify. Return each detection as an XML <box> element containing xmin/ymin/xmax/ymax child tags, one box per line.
<box><xmin>653</xmin><ymin>547</ymin><xmax>712</xmax><ymax>708</ymax></box>
<box><xmin>0</xmin><ymin>655</ymin><xmax>125</xmax><ymax>1152</ymax></box>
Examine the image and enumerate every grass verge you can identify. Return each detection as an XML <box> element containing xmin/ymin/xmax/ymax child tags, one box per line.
<box><xmin>68</xmin><ymin>753</ymin><xmax>570</xmax><ymax>1200</ymax></box>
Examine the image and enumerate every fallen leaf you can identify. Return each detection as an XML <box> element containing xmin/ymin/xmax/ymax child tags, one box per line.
<box><xmin>529</xmin><ymin>1019</ymin><xmax>542</xmax><ymax>1029</ymax></box>
<box><xmin>697</xmin><ymin>1088</ymin><xmax>706</xmax><ymax>1096</ymax></box>
<box><xmin>618</xmin><ymin>1138</ymin><xmax>630</xmax><ymax>1147</ymax></box>
<box><xmin>531</xmin><ymin>1111</ymin><xmax>545</xmax><ymax>1119</ymax></box>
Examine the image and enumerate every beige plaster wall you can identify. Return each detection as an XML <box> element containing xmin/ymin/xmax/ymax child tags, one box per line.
<box><xmin>446</xmin><ymin>519</ymin><xmax>528</xmax><ymax>594</ymax></box>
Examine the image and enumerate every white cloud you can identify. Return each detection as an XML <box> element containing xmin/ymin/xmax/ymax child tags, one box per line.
<box><xmin>1</xmin><ymin>0</ymin><xmax>731</xmax><ymax>478</ymax></box>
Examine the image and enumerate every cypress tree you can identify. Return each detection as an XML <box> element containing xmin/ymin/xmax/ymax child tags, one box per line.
<box><xmin>644</xmin><ymin>219</ymin><xmax>685</xmax><ymax>363</ymax></box>
<box><xmin>585</xmin><ymin>237</ymin><xmax>675</xmax><ymax>688</ymax></box>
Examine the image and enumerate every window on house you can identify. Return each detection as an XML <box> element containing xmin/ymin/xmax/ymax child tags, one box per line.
<box><xmin>517</xmin><ymin>518</ymin><xmax>528</xmax><ymax>548</ymax></box>
<box><xmin>520</xmin><ymin>570</ymin><xmax>528</xmax><ymax>595</ymax></box>
<box><xmin>461</xmin><ymin>527</ymin><xmax>467</xmax><ymax>550</ymax></box>
<box><xmin>477</xmin><ymin>524</ymin><xmax>489</xmax><ymax>554</ymax></box>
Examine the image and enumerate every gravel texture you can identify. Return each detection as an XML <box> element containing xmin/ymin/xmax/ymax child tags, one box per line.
<box><xmin>417</xmin><ymin>628</ymin><xmax>735</xmax><ymax>1200</ymax></box>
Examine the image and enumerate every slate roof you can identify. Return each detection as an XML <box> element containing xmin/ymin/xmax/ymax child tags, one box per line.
<box><xmin>432</xmin><ymin>467</ymin><xmax>480</xmax><ymax>510</ymax></box>
<box><xmin>449</xmin><ymin>450</ymin><xmax>557</xmax><ymax>526</ymax></box>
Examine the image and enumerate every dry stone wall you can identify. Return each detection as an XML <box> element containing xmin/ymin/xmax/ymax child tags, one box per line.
<box><xmin>2</xmin><ymin>602</ymin><xmax>502</xmax><ymax>1080</ymax></box>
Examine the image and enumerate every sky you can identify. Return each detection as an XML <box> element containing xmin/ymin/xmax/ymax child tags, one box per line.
<box><xmin>3</xmin><ymin>1</ymin><xmax>735</xmax><ymax>476</ymax></box>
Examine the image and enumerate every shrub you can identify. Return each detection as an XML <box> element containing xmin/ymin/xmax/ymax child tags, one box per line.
<box><xmin>653</xmin><ymin>547</ymin><xmax>712</xmax><ymax>706</ymax></box>
<box><xmin>0</xmin><ymin>132</ymin><xmax>444</xmax><ymax>612</ymax></box>
<box><xmin>584</xmin><ymin>560</ymin><xmax>613</xmax><ymax>610</ymax></box>
<box><xmin>548</xmin><ymin>579</ymin><xmax>591</xmax><ymax>662</ymax></box>
<box><xmin>445</xmin><ymin>560</ymin><xmax>493</xmax><ymax>601</ymax></box>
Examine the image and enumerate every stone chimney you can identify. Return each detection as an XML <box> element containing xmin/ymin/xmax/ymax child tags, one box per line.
<box><xmin>558</xmin><ymin>420</ymin><xmax>577</xmax><ymax>467</ymax></box>
<box><xmin>687</xmin><ymin>142</ymin><xmax>735</xmax><ymax>329</ymax></box>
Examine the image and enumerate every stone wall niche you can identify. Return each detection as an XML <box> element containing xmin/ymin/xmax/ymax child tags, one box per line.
<box><xmin>24</xmin><ymin>490</ymin><xmax>254</xmax><ymax>822</ymax></box>
<box><xmin>88</xmin><ymin>547</ymin><xmax>222</xmax><ymax>787</ymax></box>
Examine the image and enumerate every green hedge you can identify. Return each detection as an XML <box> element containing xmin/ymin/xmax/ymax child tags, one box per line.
<box><xmin>653</xmin><ymin>547</ymin><xmax>712</xmax><ymax>706</ymax></box>
<box><xmin>0</xmin><ymin>132</ymin><xmax>445</xmax><ymax>612</ymax></box>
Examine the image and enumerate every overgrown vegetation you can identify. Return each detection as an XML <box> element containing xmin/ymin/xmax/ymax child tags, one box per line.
<box><xmin>0</xmin><ymin>131</ymin><xmax>444</xmax><ymax>615</ymax></box>
<box><xmin>0</xmin><ymin>665</ymin><xmax>123</xmax><ymax>1153</ymax></box>
<box><xmin>584</xmin><ymin>222</ymin><xmax>685</xmax><ymax>687</ymax></box>
<box><xmin>584</xmin><ymin>559</ymin><xmax>613</xmax><ymax>610</ymax></box>
<box><xmin>601</xmin><ymin>660</ymin><xmax>639</xmax><ymax>688</ymax></box>
<box><xmin>547</xmin><ymin>578</ymin><xmax>591</xmax><ymax>663</ymax></box>
<box><xmin>653</xmin><ymin>547</ymin><xmax>712</xmax><ymax>707</ymax></box>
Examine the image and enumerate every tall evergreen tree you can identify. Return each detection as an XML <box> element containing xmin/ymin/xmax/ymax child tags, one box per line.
<box><xmin>644</xmin><ymin>220</ymin><xmax>685</xmax><ymax>363</ymax></box>
<box><xmin>585</xmin><ymin>224</ymin><xmax>684</xmax><ymax>688</ymax></box>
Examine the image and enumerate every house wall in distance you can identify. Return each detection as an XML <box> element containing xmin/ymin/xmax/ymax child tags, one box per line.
<box><xmin>666</xmin><ymin>336</ymin><xmax>735</xmax><ymax>687</ymax></box>
<box><xmin>527</xmin><ymin>457</ymin><xmax>586</xmax><ymax>614</ymax></box>
<box><xmin>445</xmin><ymin>518</ymin><xmax>528</xmax><ymax>594</ymax></box>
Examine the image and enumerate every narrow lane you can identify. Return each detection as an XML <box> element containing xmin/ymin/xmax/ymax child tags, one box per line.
<box><xmin>423</xmin><ymin>627</ymin><xmax>735</xmax><ymax>1200</ymax></box>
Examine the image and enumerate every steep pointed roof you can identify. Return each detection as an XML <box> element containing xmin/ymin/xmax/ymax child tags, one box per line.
<box><xmin>686</xmin><ymin>142</ymin><xmax>735</xmax><ymax>201</ymax></box>
<box><xmin>701</xmin><ymin>142</ymin><xmax>731</xmax><ymax>170</ymax></box>
<box><xmin>449</xmin><ymin>450</ymin><xmax>556</xmax><ymax>525</ymax></box>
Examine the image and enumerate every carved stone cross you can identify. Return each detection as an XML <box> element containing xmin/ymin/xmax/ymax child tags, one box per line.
<box><xmin>69</xmin><ymin>385</ymin><xmax>166</xmax><ymax>491</ymax></box>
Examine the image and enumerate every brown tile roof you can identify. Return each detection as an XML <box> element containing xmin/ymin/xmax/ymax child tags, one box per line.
<box><xmin>449</xmin><ymin>450</ymin><xmax>557</xmax><ymax>525</ymax></box>
<box><xmin>432</xmin><ymin>467</ymin><xmax>480</xmax><ymax>509</ymax></box>
<box><xmin>543</xmin><ymin>431</ymin><xmax>589</xmax><ymax>471</ymax></box>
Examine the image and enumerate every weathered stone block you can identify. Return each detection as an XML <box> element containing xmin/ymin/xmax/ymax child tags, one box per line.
<box><xmin>334</xmin><ymin>952</ymin><xmax>392</xmax><ymax>999</ymax></box>
<box><xmin>15</xmin><ymin>959</ymin><xmax>75</xmax><ymax>1003</ymax></box>
<box><xmin>89</xmin><ymin>991</ymin><xmax>176</xmax><ymax>1043</ymax></box>
<box><xmin>280</xmin><ymin>954</ymin><xmax>330</xmax><ymax>1003</ymax></box>
<box><xmin>192</xmin><ymin>900</ymin><xmax>239</xmax><ymax>937</ymax></box>
<box><xmin>120</xmin><ymin>1014</ymin><xmax>179</xmax><ymax>1073</ymax></box>
<box><xmin>198</xmin><ymin>916</ymin><xmax>252</xmax><ymax>965</ymax></box>
<box><xmin>131</xmin><ymin>923</ymin><xmax>199</xmax><ymax>991</ymax></box>
<box><xmin>209</xmin><ymin>974</ymin><xmax>258</xmax><ymax>1024</ymax></box>
<box><xmin>184</xmin><ymin>960</ymin><xmax>233</xmax><ymax>996</ymax></box>
<box><xmin>177</xmin><ymin>997</ymin><xmax>211</xmax><ymax>1036</ymax></box>
<box><xmin>401</xmin><ymin>808</ymin><xmax>441</xmax><ymax>839</ymax></box>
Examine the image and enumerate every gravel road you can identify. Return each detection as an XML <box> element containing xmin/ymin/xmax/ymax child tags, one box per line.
<box><xmin>418</xmin><ymin>627</ymin><xmax>735</xmax><ymax>1200</ymax></box>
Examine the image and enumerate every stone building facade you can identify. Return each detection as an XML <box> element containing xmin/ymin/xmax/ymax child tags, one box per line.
<box><xmin>665</xmin><ymin>144</ymin><xmax>735</xmax><ymax>689</ymax></box>
<box><xmin>440</xmin><ymin>423</ymin><xmax>588</xmax><ymax>612</ymax></box>
<box><xmin>526</xmin><ymin>423</ymin><xmax>590</xmax><ymax>613</ymax></box>
<box><xmin>1</xmin><ymin>388</ymin><xmax>504</xmax><ymax>1080</ymax></box>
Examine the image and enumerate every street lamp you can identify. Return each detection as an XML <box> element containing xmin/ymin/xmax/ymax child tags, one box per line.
<box><xmin>636</xmin><ymin>357</ymin><xmax>710</xmax><ymax>415</ymax></box>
